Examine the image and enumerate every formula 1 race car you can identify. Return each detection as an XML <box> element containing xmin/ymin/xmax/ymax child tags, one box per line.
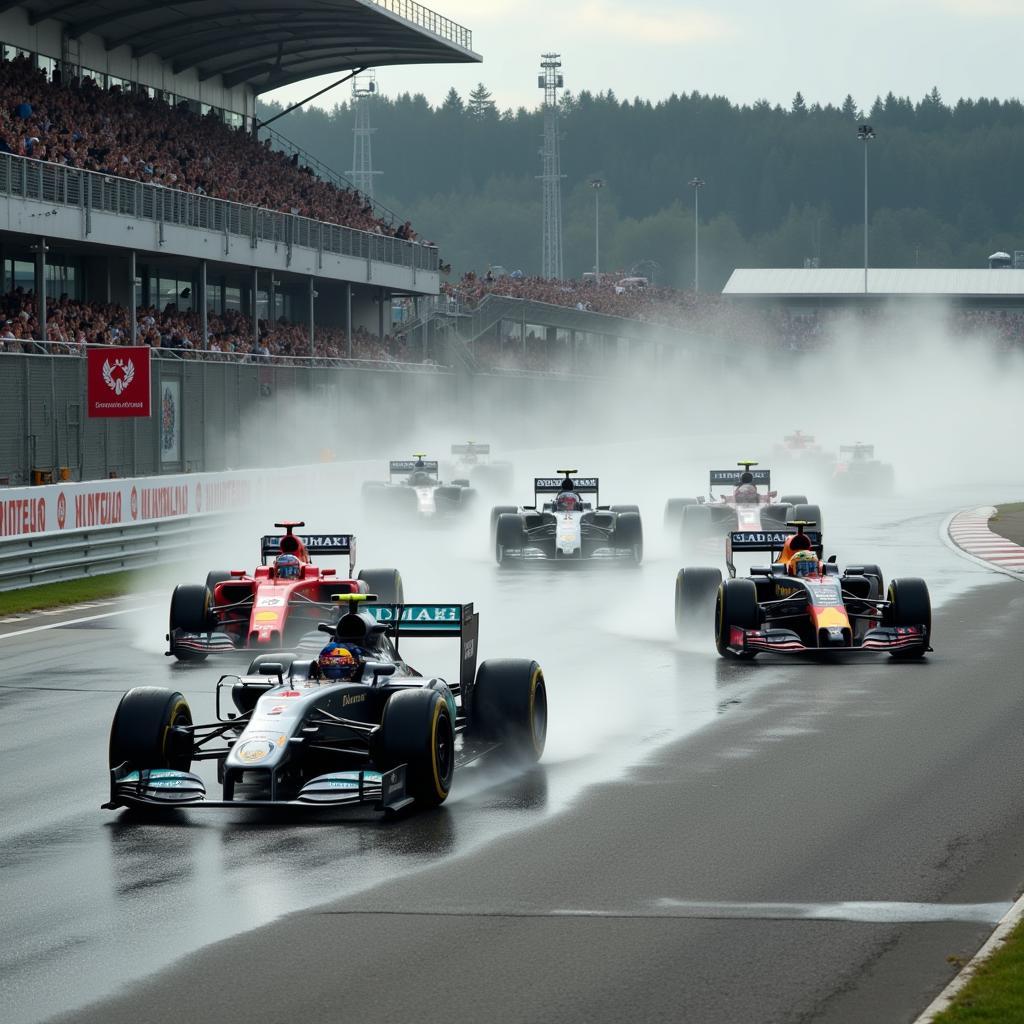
<box><xmin>166</xmin><ymin>521</ymin><xmax>404</xmax><ymax>661</ymax></box>
<box><xmin>491</xmin><ymin>471</ymin><xmax>643</xmax><ymax>565</ymax></box>
<box><xmin>362</xmin><ymin>454</ymin><xmax>477</xmax><ymax>518</ymax></box>
<box><xmin>665</xmin><ymin>462</ymin><xmax>822</xmax><ymax>544</ymax></box>
<box><xmin>831</xmin><ymin>443</ymin><xmax>895</xmax><ymax>496</ymax></box>
<box><xmin>106</xmin><ymin>595</ymin><xmax>547</xmax><ymax>815</ymax></box>
<box><xmin>674</xmin><ymin>522</ymin><xmax>931</xmax><ymax>659</ymax></box>
<box><xmin>448</xmin><ymin>442</ymin><xmax>514</xmax><ymax>495</ymax></box>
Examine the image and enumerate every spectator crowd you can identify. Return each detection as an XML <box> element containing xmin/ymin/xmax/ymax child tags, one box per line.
<box><xmin>0</xmin><ymin>288</ymin><xmax>421</xmax><ymax>365</ymax></box>
<box><xmin>0</xmin><ymin>53</ymin><xmax>421</xmax><ymax>239</ymax></box>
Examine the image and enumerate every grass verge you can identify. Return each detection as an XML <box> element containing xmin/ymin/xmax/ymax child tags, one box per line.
<box><xmin>990</xmin><ymin>502</ymin><xmax>1024</xmax><ymax>521</ymax></box>
<box><xmin>931</xmin><ymin>916</ymin><xmax>1024</xmax><ymax>1022</ymax></box>
<box><xmin>0</xmin><ymin>570</ymin><xmax>152</xmax><ymax>617</ymax></box>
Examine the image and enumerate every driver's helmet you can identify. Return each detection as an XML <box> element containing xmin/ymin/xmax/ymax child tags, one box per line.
<box><xmin>409</xmin><ymin>470</ymin><xmax>433</xmax><ymax>486</ymax></box>
<box><xmin>554</xmin><ymin>491</ymin><xmax>581</xmax><ymax>512</ymax></box>
<box><xmin>734</xmin><ymin>483</ymin><xmax>758</xmax><ymax>504</ymax></box>
<box><xmin>317</xmin><ymin>643</ymin><xmax>364</xmax><ymax>682</ymax></box>
<box><xmin>275</xmin><ymin>553</ymin><xmax>302</xmax><ymax>580</ymax></box>
<box><xmin>788</xmin><ymin>550</ymin><xmax>820</xmax><ymax>577</ymax></box>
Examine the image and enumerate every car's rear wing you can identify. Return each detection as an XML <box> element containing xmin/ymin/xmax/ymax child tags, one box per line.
<box><xmin>389</xmin><ymin>460</ymin><xmax>439</xmax><ymax>482</ymax></box>
<box><xmin>726</xmin><ymin>527</ymin><xmax>823</xmax><ymax>577</ymax></box>
<box><xmin>260</xmin><ymin>533</ymin><xmax>356</xmax><ymax>575</ymax></box>
<box><xmin>534</xmin><ymin>476</ymin><xmax>599</xmax><ymax>504</ymax></box>
<box><xmin>451</xmin><ymin>443</ymin><xmax>490</xmax><ymax>456</ymax></box>
<box><xmin>364</xmin><ymin>602</ymin><xmax>479</xmax><ymax>696</ymax></box>
<box><xmin>839</xmin><ymin>444</ymin><xmax>874</xmax><ymax>459</ymax></box>
<box><xmin>710</xmin><ymin>469</ymin><xmax>771</xmax><ymax>488</ymax></box>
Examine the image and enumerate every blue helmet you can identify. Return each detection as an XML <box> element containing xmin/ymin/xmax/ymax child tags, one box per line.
<box><xmin>318</xmin><ymin>643</ymin><xmax>365</xmax><ymax>681</ymax></box>
<box><xmin>275</xmin><ymin>553</ymin><xmax>301</xmax><ymax>580</ymax></box>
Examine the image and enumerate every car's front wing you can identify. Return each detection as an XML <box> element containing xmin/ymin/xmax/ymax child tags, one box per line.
<box><xmin>102</xmin><ymin>763</ymin><xmax>415</xmax><ymax>815</ymax></box>
<box><xmin>728</xmin><ymin>624</ymin><xmax>930</xmax><ymax>656</ymax></box>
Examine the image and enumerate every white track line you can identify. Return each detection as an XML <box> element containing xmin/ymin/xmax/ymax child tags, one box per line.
<box><xmin>0</xmin><ymin>607</ymin><xmax>144</xmax><ymax>640</ymax></box>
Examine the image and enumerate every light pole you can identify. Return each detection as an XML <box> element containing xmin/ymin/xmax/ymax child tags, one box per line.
<box><xmin>857</xmin><ymin>124</ymin><xmax>875</xmax><ymax>294</ymax></box>
<box><xmin>590</xmin><ymin>178</ymin><xmax>604</xmax><ymax>282</ymax></box>
<box><xmin>689</xmin><ymin>177</ymin><xmax>705</xmax><ymax>292</ymax></box>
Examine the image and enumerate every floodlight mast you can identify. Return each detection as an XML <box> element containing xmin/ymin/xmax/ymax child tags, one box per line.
<box><xmin>349</xmin><ymin>71</ymin><xmax>381</xmax><ymax>199</ymax></box>
<box><xmin>538</xmin><ymin>54</ymin><xmax>565</xmax><ymax>280</ymax></box>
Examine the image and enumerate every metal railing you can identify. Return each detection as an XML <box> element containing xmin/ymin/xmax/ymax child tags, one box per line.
<box><xmin>2</xmin><ymin>338</ymin><xmax>449</xmax><ymax>373</ymax></box>
<box><xmin>0</xmin><ymin>152</ymin><xmax>438</xmax><ymax>273</ymax></box>
<box><xmin>367</xmin><ymin>0</ymin><xmax>474</xmax><ymax>49</ymax></box>
<box><xmin>0</xmin><ymin>515</ymin><xmax>228</xmax><ymax>591</ymax></box>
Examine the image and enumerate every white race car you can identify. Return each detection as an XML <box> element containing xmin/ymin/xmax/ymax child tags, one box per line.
<box><xmin>448</xmin><ymin>442</ymin><xmax>514</xmax><ymax>495</ymax></box>
<box><xmin>362</xmin><ymin>455</ymin><xmax>476</xmax><ymax>519</ymax></box>
<box><xmin>490</xmin><ymin>471</ymin><xmax>642</xmax><ymax>565</ymax></box>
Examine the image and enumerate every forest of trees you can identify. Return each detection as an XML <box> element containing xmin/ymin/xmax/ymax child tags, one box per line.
<box><xmin>258</xmin><ymin>86</ymin><xmax>1024</xmax><ymax>290</ymax></box>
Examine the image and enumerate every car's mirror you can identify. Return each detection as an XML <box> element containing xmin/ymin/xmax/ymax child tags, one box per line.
<box><xmin>366</xmin><ymin>662</ymin><xmax>396</xmax><ymax>684</ymax></box>
<box><xmin>258</xmin><ymin>663</ymin><xmax>284</xmax><ymax>677</ymax></box>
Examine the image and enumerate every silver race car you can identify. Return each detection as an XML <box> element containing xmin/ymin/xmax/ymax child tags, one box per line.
<box><xmin>105</xmin><ymin>596</ymin><xmax>547</xmax><ymax>816</ymax></box>
<box><xmin>362</xmin><ymin>454</ymin><xmax>477</xmax><ymax>519</ymax></box>
<box><xmin>491</xmin><ymin>471</ymin><xmax>643</xmax><ymax>565</ymax></box>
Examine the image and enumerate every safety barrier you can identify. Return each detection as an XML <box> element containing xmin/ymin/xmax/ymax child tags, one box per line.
<box><xmin>0</xmin><ymin>513</ymin><xmax>228</xmax><ymax>591</ymax></box>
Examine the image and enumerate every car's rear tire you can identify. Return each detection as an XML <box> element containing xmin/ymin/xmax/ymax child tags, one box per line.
<box><xmin>788</xmin><ymin>503</ymin><xmax>823</xmax><ymax>531</ymax></box>
<box><xmin>379</xmin><ymin>688</ymin><xmax>454</xmax><ymax>807</ymax></box>
<box><xmin>610</xmin><ymin>504</ymin><xmax>640</xmax><ymax>514</ymax></box>
<box><xmin>613</xmin><ymin>511</ymin><xmax>644</xmax><ymax>564</ymax></box>
<box><xmin>885</xmin><ymin>577</ymin><xmax>931</xmax><ymax>659</ymax></box>
<box><xmin>715</xmin><ymin>579</ymin><xmax>760</xmax><ymax>659</ymax></box>
<box><xmin>495</xmin><ymin>513</ymin><xmax>525</xmax><ymax>566</ymax></box>
<box><xmin>169</xmin><ymin>584</ymin><xmax>212</xmax><ymax>662</ymax></box>
<box><xmin>471</xmin><ymin>659</ymin><xmax>547</xmax><ymax>763</ymax></box>
<box><xmin>762</xmin><ymin>503</ymin><xmax>792</xmax><ymax>529</ymax></box>
<box><xmin>664</xmin><ymin>497</ymin><xmax>698</xmax><ymax>531</ymax></box>
<box><xmin>681</xmin><ymin>503</ymin><xmax>712</xmax><ymax>544</ymax></box>
<box><xmin>675</xmin><ymin>566</ymin><xmax>723</xmax><ymax>638</ymax></box>
<box><xmin>779</xmin><ymin>494</ymin><xmax>808</xmax><ymax>506</ymax></box>
<box><xmin>357</xmin><ymin>568</ymin><xmax>405</xmax><ymax>604</ymax></box>
<box><xmin>109</xmin><ymin>687</ymin><xmax>193</xmax><ymax>771</ymax></box>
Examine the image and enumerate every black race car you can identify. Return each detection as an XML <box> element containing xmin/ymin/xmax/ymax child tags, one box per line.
<box><xmin>675</xmin><ymin>523</ymin><xmax>931</xmax><ymax>659</ymax></box>
<box><xmin>105</xmin><ymin>596</ymin><xmax>547</xmax><ymax>815</ymax></box>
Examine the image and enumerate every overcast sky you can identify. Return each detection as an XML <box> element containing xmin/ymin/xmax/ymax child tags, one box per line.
<box><xmin>263</xmin><ymin>0</ymin><xmax>1024</xmax><ymax>114</ymax></box>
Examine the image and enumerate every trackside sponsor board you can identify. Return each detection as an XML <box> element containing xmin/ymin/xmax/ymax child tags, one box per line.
<box><xmin>710</xmin><ymin>469</ymin><xmax>771</xmax><ymax>487</ymax></box>
<box><xmin>87</xmin><ymin>346</ymin><xmax>152</xmax><ymax>418</ymax></box>
<box><xmin>0</xmin><ymin>465</ymin><xmax>322</xmax><ymax>538</ymax></box>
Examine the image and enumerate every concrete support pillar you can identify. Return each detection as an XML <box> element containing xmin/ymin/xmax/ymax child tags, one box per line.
<box><xmin>199</xmin><ymin>259</ymin><xmax>208</xmax><ymax>349</ymax></box>
<box><xmin>252</xmin><ymin>266</ymin><xmax>260</xmax><ymax>350</ymax></box>
<box><xmin>35</xmin><ymin>237</ymin><xmax>46</xmax><ymax>343</ymax></box>
<box><xmin>378</xmin><ymin>287</ymin><xmax>385</xmax><ymax>340</ymax></box>
<box><xmin>308</xmin><ymin>276</ymin><xmax>315</xmax><ymax>357</ymax></box>
<box><xmin>345</xmin><ymin>283</ymin><xmax>353</xmax><ymax>358</ymax></box>
<box><xmin>128</xmin><ymin>249</ymin><xmax>136</xmax><ymax>345</ymax></box>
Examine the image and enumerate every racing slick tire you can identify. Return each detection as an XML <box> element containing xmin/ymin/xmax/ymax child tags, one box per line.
<box><xmin>715</xmin><ymin>578</ymin><xmax>761</xmax><ymax>660</ymax></box>
<box><xmin>109</xmin><ymin>687</ymin><xmax>193</xmax><ymax>772</ymax></box>
<box><xmin>610</xmin><ymin>504</ymin><xmax>640</xmax><ymax>514</ymax></box>
<box><xmin>357</xmin><ymin>568</ymin><xmax>405</xmax><ymax>605</ymax></box>
<box><xmin>613</xmin><ymin>512</ymin><xmax>644</xmax><ymax>564</ymax></box>
<box><xmin>169</xmin><ymin>584</ymin><xmax>213</xmax><ymax>662</ymax></box>
<box><xmin>680</xmin><ymin>503</ymin><xmax>712</xmax><ymax>545</ymax></box>
<box><xmin>664</xmin><ymin>498</ymin><xmax>698</xmax><ymax>530</ymax></box>
<box><xmin>762</xmin><ymin>503</ymin><xmax>792</xmax><ymax>529</ymax></box>
<box><xmin>788</xmin><ymin>503</ymin><xmax>823</xmax><ymax>531</ymax></box>
<box><xmin>491</xmin><ymin>505</ymin><xmax>519</xmax><ymax>542</ymax></box>
<box><xmin>471</xmin><ymin>659</ymin><xmax>547</xmax><ymax>764</ymax></box>
<box><xmin>379</xmin><ymin>688</ymin><xmax>454</xmax><ymax>808</ymax></box>
<box><xmin>780</xmin><ymin>494</ymin><xmax>808</xmax><ymax>506</ymax></box>
<box><xmin>885</xmin><ymin>577</ymin><xmax>931</xmax><ymax>659</ymax></box>
<box><xmin>675</xmin><ymin>566</ymin><xmax>723</xmax><ymax>638</ymax></box>
<box><xmin>495</xmin><ymin>513</ymin><xmax>526</xmax><ymax>566</ymax></box>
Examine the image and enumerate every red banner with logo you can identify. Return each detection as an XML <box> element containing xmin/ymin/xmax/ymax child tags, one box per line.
<box><xmin>86</xmin><ymin>346</ymin><xmax>152</xmax><ymax>418</ymax></box>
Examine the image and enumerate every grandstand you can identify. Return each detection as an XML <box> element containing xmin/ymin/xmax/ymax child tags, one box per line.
<box><xmin>0</xmin><ymin>0</ymin><xmax>479</xmax><ymax>356</ymax></box>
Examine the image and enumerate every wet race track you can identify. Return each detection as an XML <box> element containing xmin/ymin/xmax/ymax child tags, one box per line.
<box><xmin>4</xmin><ymin>439</ymin><xmax>1024</xmax><ymax>1024</ymax></box>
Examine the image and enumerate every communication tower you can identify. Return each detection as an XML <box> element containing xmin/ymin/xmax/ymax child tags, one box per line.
<box><xmin>348</xmin><ymin>72</ymin><xmax>381</xmax><ymax>199</ymax></box>
<box><xmin>538</xmin><ymin>54</ymin><xmax>565</xmax><ymax>279</ymax></box>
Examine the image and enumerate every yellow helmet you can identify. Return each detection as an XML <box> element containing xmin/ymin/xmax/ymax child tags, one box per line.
<box><xmin>788</xmin><ymin>550</ymin><xmax>820</xmax><ymax>577</ymax></box>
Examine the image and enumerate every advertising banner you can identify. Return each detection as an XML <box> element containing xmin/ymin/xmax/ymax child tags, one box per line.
<box><xmin>87</xmin><ymin>346</ymin><xmax>152</xmax><ymax>418</ymax></box>
<box><xmin>160</xmin><ymin>380</ymin><xmax>180</xmax><ymax>463</ymax></box>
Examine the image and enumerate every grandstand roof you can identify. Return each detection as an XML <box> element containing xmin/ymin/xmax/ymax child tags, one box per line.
<box><xmin>724</xmin><ymin>268</ymin><xmax>1024</xmax><ymax>298</ymax></box>
<box><xmin>19</xmin><ymin>0</ymin><xmax>479</xmax><ymax>91</ymax></box>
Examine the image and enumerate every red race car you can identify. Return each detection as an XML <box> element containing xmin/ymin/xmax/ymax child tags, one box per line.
<box><xmin>166</xmin><ymin>521</ymin><xmax>404</xmax><ymax>661</ymax></box>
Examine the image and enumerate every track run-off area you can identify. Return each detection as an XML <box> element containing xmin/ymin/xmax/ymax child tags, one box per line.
<box><xmin>4</xmin><ymin>439</ymin><xmax>1024</xmax><ymax>1024</ymax></box>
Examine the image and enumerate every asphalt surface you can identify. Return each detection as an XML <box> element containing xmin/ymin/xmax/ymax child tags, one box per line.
<box><xmin>992</xmin><ymin>503</ymin><xmax>1024</xmax><ymax>546</ymax></box>
<box><xmin>3</xmin><ymin>457</ymin><xmax>1024</xmax><ymax>1024</ymax></box>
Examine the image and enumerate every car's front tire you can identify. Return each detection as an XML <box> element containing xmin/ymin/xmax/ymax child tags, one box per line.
<box><xmin>379</xmin><ymin>688</ymin><xmax>454</xmax><ymax>807</ymax></box>
<box><xmin>715</xmin><ymin>579</ymin><xmax>760</xmax><ymax>659</ymax></box>
<box><xmin>675</xmin><ymin>566</ymin><xmax>723</xmax><ymax>638</ymax></box>
<box><xmin>109</xmin><ymin>687</ymin><xmax>193</xmax><ymax>771</ymax></box>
